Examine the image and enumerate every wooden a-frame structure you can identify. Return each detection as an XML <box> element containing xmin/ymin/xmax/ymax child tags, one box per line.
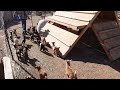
<box><xmin>42</xmin><ymin>11</ymin><xmax>120</xmax><ymax>61</ymax></box>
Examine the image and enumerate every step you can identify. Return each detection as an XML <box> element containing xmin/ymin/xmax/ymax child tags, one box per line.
<box><xmin>93</xmin><ymin>21</ymin><xmax>119</xmax><ymax>31</ymax></box>
<box><xmin>110</xmin><ymin>46</ymin><xmax>120</xmax><ymax>60</ymax></box>
<box><xmin>99</xmin><ymin>28</ymin><xmax>120</xmax><ymax>40</ymax></box>
<box><xmin>104</xmin><ymin>35</ymin><xmax>120</xmax><ymax>50</ymax></box>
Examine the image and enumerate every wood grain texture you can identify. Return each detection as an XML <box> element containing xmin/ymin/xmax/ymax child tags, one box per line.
<box><xmin>99</xmin><ymin>28</ymin><xmax>120</xmax><ymax>40</ymax></box>
<box><xmin>54</xmin><ymin>11</ymin><xmax>96</xmax><ymax>21</ymax></box>
<box><xmin>110</xmin><ymin>46</ymin><xmax>120</xmax><ymax>60</ymax></box>
<box><xmin>42</xmin><ymin>23</ymin><xmax>78</xmax><ymax>56</ymax></box>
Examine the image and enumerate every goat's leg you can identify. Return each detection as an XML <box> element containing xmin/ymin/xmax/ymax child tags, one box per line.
<box><xmin>67</xmin><ymin>74</ymin><xmax>69</xmax><ymax>78</ymax></box>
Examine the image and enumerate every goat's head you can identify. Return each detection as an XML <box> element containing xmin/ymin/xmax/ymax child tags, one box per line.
<box><xmin>66</xmin><ymin>60</ymin><xmax>72</xmax><ymax>66</ymax></box>
<box><xmin>43</xmin><ymin>71</ymin><xmax>47</xmax><ymax>77</ymax></box>
<box><xmin>55</xmin><ymin>47</ymin><xmax>60</xmax><ymax>50</ymax></box>
<box><xmin>13</xmin><ymin>29</ymin><xmax>16</xmax><ymax>32</ymax></box>
<box><xmin>35</xmin><ymin>66</ymin><xmax>41</xmax><ymax>71</ymax></box>
<box><xmin>52</xmin><ymin>42</ymin><xmax>55</xmax><ymax>46</ymax></box>
<box><xmin>10</xmin><ymin>31</ymin><xmax>12</xmax><ymax>34</ymax></box>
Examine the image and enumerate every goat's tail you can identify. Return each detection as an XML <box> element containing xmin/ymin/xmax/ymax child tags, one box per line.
<box><xmin>74</xmin><ymin>71</ymin><xmax>77</xmax><ymax>79</ymax></box>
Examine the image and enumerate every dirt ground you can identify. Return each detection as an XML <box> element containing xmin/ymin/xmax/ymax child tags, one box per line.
<box><xmin>7</xmin><ymin>16</ymin><xmax>120</xmax><ymax>79</ymax></box>
<box><xmin>0</xmin><ymin>30</ymin><xmax>8</xmax><ymax>79</ymax></box>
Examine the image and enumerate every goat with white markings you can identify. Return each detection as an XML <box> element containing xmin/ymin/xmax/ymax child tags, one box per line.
<box><xmin>65</xmin><ymin>60</ymin><xmax>77</xmax><ymax>79</ymax></box>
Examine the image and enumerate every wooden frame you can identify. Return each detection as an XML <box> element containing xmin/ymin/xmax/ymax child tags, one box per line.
<box><xmin>45</xmin><ymin>11</ymin><xmax>120</xmax><ymax>61</ymax></box>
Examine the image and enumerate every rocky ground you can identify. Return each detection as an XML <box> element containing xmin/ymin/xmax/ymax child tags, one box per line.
<box><xmin>6</xmin><ymin>15</ymin><xmax>120</xmax><ymax>79</ymax></box>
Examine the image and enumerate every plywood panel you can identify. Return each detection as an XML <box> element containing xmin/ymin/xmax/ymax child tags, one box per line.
<box><xmin>110</xmin><ymin>46</ymin><xmax>120</xmax><ymax>60</ymax></box>
<box><xmin>99</xmin><ymin>28</ymin><xmax>120</xmax><ymax>40</ymax></box>
<box><xmin>54</xmin><ymin>11</ymin><xmax>96</xmax><ymax>21</ymax></box>
<box><xmin>42</xmin><ymin>23</ymin><xmax>79</xmax><ymax>47</ymax></box>
<box><xmin>45</xmin><ymin>35</ymin><xmax>70</xmax><ymax>56</ymax></box>
<box><xmin>46</xmin><ymin>16</ymin><xmax>89</xmax><ymax>28</ymax></box>
<box><xmin>104</xmin><ymin>36</ymin><xmax>120</xmax><ymax>50</ymax></box>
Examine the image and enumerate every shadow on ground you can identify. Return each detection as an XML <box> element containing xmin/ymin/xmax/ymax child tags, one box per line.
<box><xmin>19</xmin><ymin>56</ymin><xmax>39</xmax><ymax>68</ymax></box>
<box><xmin>66</xmin><ymin>43</ymin><xmax>120</xmax><ymax>73</ymax></box>
<box><xmin>42</xmin><ymin>51</ymin><xmax>54</xmax><ymax>58</ymax></box>
<box><xmin>5</xmin><ymin>21</ymin><xmax>21</xmax><ymax>29</ymax></box>
<box><xmin>13</xmin><ymin>58</ymin><xmax>36</xmax><ymax>79</ymax></box>
<box><xmin>27</xmin><ymin>44</ymin><xmax>33</xmax><ymax>49</ymax></box>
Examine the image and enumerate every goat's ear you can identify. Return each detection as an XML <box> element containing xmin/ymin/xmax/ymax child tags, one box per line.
<box><xmin>69</xmin><ymin>59</ymin><xmax>72</xmax><ymax>61</ymax></box>
<box><xmin>66</xmin><ymin>60</ymin><xmax>70</xmax><ymax>62</ymax></box>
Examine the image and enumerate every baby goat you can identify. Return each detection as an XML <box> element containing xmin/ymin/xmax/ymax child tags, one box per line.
<box><xmin>35</xmin><ymin>66</ymin><xmax>47</xmax><ymax>79</ymax></box>
<box><xmin>65</xmin><ymin>60</ymin><xmax>77</xmax><ymax>79</ymax></box>
<box><xmin>52</xmin><ymin>42</ymin><xmax>61</xmax><ymax>57</ymax></box>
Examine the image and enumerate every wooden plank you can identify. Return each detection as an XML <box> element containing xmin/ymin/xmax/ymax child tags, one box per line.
<box><xmin>71</xmin><ymin>11</ymin><xmax>98</xmax><ymax>14</ymax></box>
<box><xmin>93</xmin><ymin>21</ymin><xmax>119</xmax><ymax>31</ymax></box>
<box><xmin>54</xmin><ymin>11</ymin><xmax>96</xmax><ymax>21</ymax></box>
<box><xmin>92</xmin><ymin>20</ymin><xmax>114</xmax><ymax>61</ymax></box>
<box><xmin>45</xmin><ymin>35</ymin><xmax>70</xmax><ymax>56</ymax></box>
<box><xmin>46</xmin><ymin>16</ymin><xmax>88</xmax><ymax>29</ymax></box>
<box><xmin>110</xmin><ymin>46</ymin><xmax>120</xmax><ymax>60</ymax></box>
<box><xmin>99</xmin><ymin>28</ymin><xmax>120</xmax><ymax>40</ymax></box>
<box><xmin>104</xmin><ymin>36</ymin><xmax>120</xmax><ymax>50</ymax></box>
<box><xmin>42</xmin><ymin>23</ymin><xmax>79</xmax><ymax>47</ymax></box>
<box><xmin>46</xmin><ymin>17</ymin><xmax>80</xmax><ymax>30</ymax></box>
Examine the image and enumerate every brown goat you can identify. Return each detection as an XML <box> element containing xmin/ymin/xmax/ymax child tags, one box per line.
<box><xmin>41</xmin><ymin>37</ymin><xmax>46</xmax><ymax>45</ymax></box>
<box><xmin>35</xmin><ymin>66</ymin><xmax>47</xmax><ymax>79</ymax></box>
<box><xmin>52</xmin><ymin>42</ymin><xmax>62</xmax><ymax>57</ymax></box>
<box><xmin>65</xmin><ymin>60</ymin><xmax>77</xmax><ymax>79</ymax></box>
